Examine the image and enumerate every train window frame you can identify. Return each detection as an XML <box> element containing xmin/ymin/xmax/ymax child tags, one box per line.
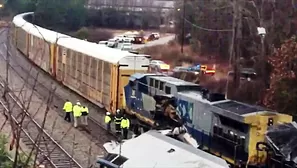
<box><xmin>150</xmin><ymin>79</ymin><xmax>154</xmax><ymax>87</ymax></box>
<box><xmin>159</xmin><ymin>81</ymin><xmax>164</xmax><ymax>91</ymax></box>
<box><xmin>111</xmin><ymin>155</ymin><xmax>128</xmax><ymax>166</ymax></box>
<box><xmin>154</xmin><ymin>80</ymin><xmax>159</xmax><ymax>88</ymax></box>
<box><xmin>165</xmin><ymin>86</ymin><xmax>171</xmax><ymax>94</ymax></box>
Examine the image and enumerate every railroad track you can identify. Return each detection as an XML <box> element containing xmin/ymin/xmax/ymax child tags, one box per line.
<box><xmin>0</xmin><ymin>81</ymin><xmax>83</xmax><ymax>168</ymax></box>
<box><xmin>1</xmin><ymin>42</ymin><xmax>117</xmax><ymax>143</ymax></box>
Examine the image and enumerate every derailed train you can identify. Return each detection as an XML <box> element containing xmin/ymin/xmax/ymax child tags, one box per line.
<box><xmin>12</xmin><ymin>12</ymin><xmax>150</xmax><ymax>114</ymax></box>
<box><xmin>123</xmin><ymin>73</ymin><xmax>294</xmax><ymax>167</ymax></box>
<box><xmin>11</xmin><ymin>13</ymin><xmax>296</xmax><ymax>168</ymax></box>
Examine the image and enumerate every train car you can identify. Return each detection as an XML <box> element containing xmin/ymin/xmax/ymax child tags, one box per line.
<box><xmin>175</xmin><ymin>90</ymin><xmax>292</xmax><ymax>167</ymax></box>
<box><xmin>12</xmin><ymin>12</ymin><xmax>150</xmax><ymax>113</ymax></box>
<box><xmin>123</xmin><ymin>73</ymin><xmax>293</xmax><ymax>167</ymax></box>
<box><xmin>95</xmin><ymin>130</ymin><xmax>230</xmax><ymax>168</ymax></box>
<box><xmin>123</xmin><ymin>73</ymin><xmax>202</xmax><ymax>126</ymax></box>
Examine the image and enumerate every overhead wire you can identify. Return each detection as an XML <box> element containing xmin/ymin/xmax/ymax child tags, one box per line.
<box><xmin>176</xmin><ymin>0</ymin><xmax>233</xmax><ymax>32</ymax></box>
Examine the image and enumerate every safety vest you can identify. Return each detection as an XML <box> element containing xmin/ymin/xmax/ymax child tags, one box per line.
<box><xmin>121</xmin><ymin>118</ymin><xmax>130</xmax><ymax>129</ymax></box>
<box><xmin>63</xmin><ymin>101</ymin><xmax>73</xmax><ymax>112</ymax></box>
<box><xmin>73</xmin><ymin>105</ymin><xmax>82</xmax><ymax>117</ymax></box>
<box><xmin>114</xmin><ymin>116</ymin><xmax>123</xmax><ymax>124</ymax></box>
<box><xmin>81</xmin><ymin>106</ymin><xmax>89</xmax><ymax>113</ymax></box>
<box><xmin>105</xmin><ymin>115</ymin><xmax>111</xmax><ymax>124</ymax></box>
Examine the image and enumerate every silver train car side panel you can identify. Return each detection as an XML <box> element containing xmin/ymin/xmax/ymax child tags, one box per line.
<box><xmin>96</xmin><ymin>130</ymin><xmax>230</xmax><ymax>168</ymax></box>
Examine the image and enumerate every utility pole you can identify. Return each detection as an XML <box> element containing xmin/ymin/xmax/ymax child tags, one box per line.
<box><xmin>180</xmin><ymin>0</ymin><xmax>185</xmax><ymax>53</ymax></box>
<box><xmin>3</xmin><ymin>27</ymin><xmax>9</xmax><ymax>98</ymax></box>
<box><xmin>231</xmin><ymin>0</ymin><xmax>241</xmax><ymax>89</ymax></box>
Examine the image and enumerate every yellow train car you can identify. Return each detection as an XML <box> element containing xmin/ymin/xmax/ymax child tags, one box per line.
<box><xmin>12</xmin><ymin>12</ymin><xmax>150</xmax><ymax>113</ymax></box>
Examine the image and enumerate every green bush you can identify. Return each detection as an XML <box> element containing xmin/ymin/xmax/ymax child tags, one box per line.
<box><xmin>75</xmin><ymin>27</ymin><xmax>89</xmax><ymax>40</ymax></box>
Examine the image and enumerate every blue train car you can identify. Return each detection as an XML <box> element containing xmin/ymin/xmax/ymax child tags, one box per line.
<box><xmin>175</xmin><ymin>91</ymin><xmax>292</xmax><ymax>167</ymax></box>
<box><xmin>123</xmin><ymin>72</ymin><xmax>293</xmax><ymax>167</ymax></box>
<box><xmin>123</xmin><ymin>73</ymin><xmax>201</xmax><ymax>127</ymax></box>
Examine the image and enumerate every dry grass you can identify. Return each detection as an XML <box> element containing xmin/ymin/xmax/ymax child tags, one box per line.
<box><xmin>140</xmin><ymin>40</ymin><xmax>230</xmax><ymax>74</ymax></box>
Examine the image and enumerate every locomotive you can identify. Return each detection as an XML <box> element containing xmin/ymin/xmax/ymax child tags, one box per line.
<box><xmin>123</xmin><ymin>73</ymin><xmax>293</xmax><ymax>167</ymax></box>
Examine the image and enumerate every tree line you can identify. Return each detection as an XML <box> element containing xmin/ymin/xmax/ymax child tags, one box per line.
<box><xmin>3</xmin><ymin>0</ymin><xmax>162</xmax><ymax>32</ymax></box>
<box><xmin>174</xmin><ymin>0</ymin><xmax>297</xmax><ymax>115</ymax></box>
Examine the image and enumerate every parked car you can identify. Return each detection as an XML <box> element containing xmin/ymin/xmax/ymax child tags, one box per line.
<box><xmin>132</xmin><ymin>35</ymin><xmax>145</xmax><ymax>44</ymax></box>
<box><xmin>149</xmin><ymin>60</ymin><xmax>170</xmax><ymax>73</ymax></box>
<box><xmin>98</xmin><ymin>41</ymin><xmax>108</xmax><ymax>45</ymax></box>
<box><xmin>115</xmin><ymin>35</ymin><xmax>134</xmax><ymax>43</ymax></box>
<box><xmin>151</xmin><ymin>32</ymin><xmax>160</xmax><ymax>39</ymax></box>
<box><xmin>107</xmin><ymin>39</ymin><xmax>118</xmax><ymax>48</ymax></box>
<box><xmin>172</xmin><ymin>66</ymin><xmax>188</xmax><ymax>72</ymax></box>
<box><xmin>119</xmin><ymin>43</ymin><xmax>132</xmax><ymax>51</ymax></box>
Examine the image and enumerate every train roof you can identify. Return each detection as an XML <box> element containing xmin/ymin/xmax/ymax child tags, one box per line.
<box><xmin>12</xmin><ymin>13</ymin><xmax>150</xmax><ymax>64</ymax></box>
<box><xmin>129</xmin><ymin>73</ymin><xmax>162</xmax><ymax>81</ymax></box>
<box><xmin>129</xmin><ymin>73</ymin><xmax>199</xmax><ymax>86</ymax></box>
<box><xmin>105</xmin><ymin>130</ymin><xmax>229</xmax><ymax>168</ymax></box>
<box><xmin>150</xmin><ymin>75</ymin><xmax>199</xmax><ymax>86</ymax></box>
<box><xmin>178</xmin><ymin>91</ymin><xmax>276</xmax><ymax>122</ymax></box>
<box><xmin>13</xmin><ymin>12</ymin><xmax>70</xmax><ymax>43</ymax></box>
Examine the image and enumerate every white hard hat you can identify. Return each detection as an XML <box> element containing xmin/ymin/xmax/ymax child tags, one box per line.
<box><xmin>116</xmin><ymin>109</ymin><xmax>120</xmax><ymax>113</ymax></box>
<box><xmin>106</xmin><ymin>112</ymin><xmax>111</xmax><ymax>115</ymax></box>
<box><xmin>76</xmin><ymin>102</ymin><xmax>81</xmax><ymax>105</ymax></box>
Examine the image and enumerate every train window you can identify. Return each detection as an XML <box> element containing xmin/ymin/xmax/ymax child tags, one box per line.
<box><xmin>177</xmin><ymin>85</ymin><xmax>202</xmax><ymax>92</ymax></box>
<box><xmin>154</xmin><ymin>80</ymin><xmax>159</xmax><ymax>88</ymax></box>
<box><xmin>165</xmin><ymin>86</ymin><xmax>171</xmax><ymax>94</ymax></box>
<box><xmin>104</xmin><ymin>153</ymin><xmax>118</xmax><ymax>161</ymax></box>
<box><xmin>160</xmin><ymin>81</ymin><xmax>164</xmax><ymax>90</ymax></box>
<box><xmin>219</xmin><ymin>115</ymin><xmax>248</xmax><ymax>133</ymax></box>
<box><xmin>111</xmin><ymin>155</ymin><xmax>128</xmax><ymax>166</ymax></box>
<box><xmin>150</xmin><ymin>79</ymin><xmax>154</xmax><ymax>87</ymax></box>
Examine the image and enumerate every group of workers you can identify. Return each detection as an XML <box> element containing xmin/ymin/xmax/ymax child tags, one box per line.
<box><xmin>63</xmin><ymin>99</ymin><xmax>130</xmax><ymax>139</ymax></box>
<box><xmin>63</xmin><ymin>99</ymin><xmax>89</xmax><ymax>128</ymax></box>
<box><xmin>105</xmin><ymin>109</ymin><xmax>130</xmax><ymax>139</ymax></box>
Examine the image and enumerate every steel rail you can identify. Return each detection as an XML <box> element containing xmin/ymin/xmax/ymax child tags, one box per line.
<box><xmin>0</xmin><ymin>81</ymin><xmax>83</xmax><ymax>168</ymax></box>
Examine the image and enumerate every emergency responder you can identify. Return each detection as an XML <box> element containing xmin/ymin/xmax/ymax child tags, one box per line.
<box><xmin>114</xmin><ymin>109</ymin><xmax>123</xmax><ymax>135</ymax></box>
<box><xmin>63</xmin><ymin>99</ymin><xmax>72</xmax><ymax>122</ymax></box>
<box><xmin>73</xmin><ymin>101</ymin><xmax>82</xmax><ymax>128</ymax></box>
<box><xmin>104</xmin><ymin>112</ymin><xmax>112</xmax><ymax>131</ymax></box>
<box><xmin>81</xmin><ymin>105</ymin><xmax>89</xmax><ymax>126</ymax></box>
<box><xmin>121</xmin><ymin>114</ymin><xmax>130</xmax><ymax>139</ymax></box>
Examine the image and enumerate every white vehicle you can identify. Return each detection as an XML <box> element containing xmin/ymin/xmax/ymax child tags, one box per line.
<box><xmin>152</xmin><ymin>32</ymin><xmax>160</xmax><ymax>39</ymax></box>
<box><xmin>150</xmin><ymin>60</ymin><xmax>170</xmax><ymax>69</ymax></box>
<box><xmin>115</xmin><ymin>35</ymin><xmax>134</xmax><ymax>43</ymax></box>
<box><xmin>98</xmin><ymin>41</ymin><xmax>108</xmax><ymax>45</ymax></box>
<box><xmin>121</xmin><ymin>45</ymin><xmax>132</xmax><ymax>51</ymax></box>
<box><xmin>96</xmin><ymin>130</ymin><xmax>229</xmax><ymax>168</ymax></box>
<box><xmin>172</xmin><ymin>66</ymin><xmax>188</xmax><ymax>72</ymax></box>
<box><xmin>107</xmin><ymin>39</ymin><xmax>118</xmax><ymax>48</ymax></box>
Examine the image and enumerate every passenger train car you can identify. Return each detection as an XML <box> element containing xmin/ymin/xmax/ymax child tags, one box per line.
<box><xmin>123</xmin><ymin>73</ymin><xmax>293</xmax><ymax>167</ymax></box>
<box><xmin>95</xmin><ymin>130</ymin><xmax>230</xmax><ymax>168</ymax></box>
<box><xmin>11</xmin><ymin>12</ymin><xmax>150</xmax><ymax>113</ymax></box>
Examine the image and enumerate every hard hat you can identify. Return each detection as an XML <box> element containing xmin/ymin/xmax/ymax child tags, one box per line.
<box><xmin>116</xmin><ymin>109</ymin><xmax>120</xmax><ymax>113</ymax></box>
<box><xmin>106</xmin><ymin>112</ymin><xmax>111</xmax><ymax>115</ymax></box>
<box><xmin>76</xmin><ymin>102</ymin><xmax>81</xmax><ymax>105</ymax></box>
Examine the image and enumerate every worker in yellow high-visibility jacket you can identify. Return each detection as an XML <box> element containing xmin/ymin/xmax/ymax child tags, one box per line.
<box><xmin>63</xmin><ymin>99</ymin><xmax>73</xmax><ymax>123</ymax></box>
<box><xmin>81</xmin><ymin>106</ymin><xmax>89</xmax><ymax>126</ymax></box>
<box><xmin>73</xmin><ymin>101</ymin><xmax>82</xmax><ymax>128</ymax></box>
<box><xmin>105</xmin><ymin>112</ymin><xmax>112</xmax><ymax>131</ymax></box>
<box><xmin>121</xmin><ymin>114</ymin><xmax>130</xmax><ymax>139</ymax></box>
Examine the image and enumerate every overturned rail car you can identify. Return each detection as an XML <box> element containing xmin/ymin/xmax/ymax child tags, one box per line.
<box><xmin>95</xmin><ymin>130</ymin><xmax>230</xmax><ymax>168</ymax></box>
